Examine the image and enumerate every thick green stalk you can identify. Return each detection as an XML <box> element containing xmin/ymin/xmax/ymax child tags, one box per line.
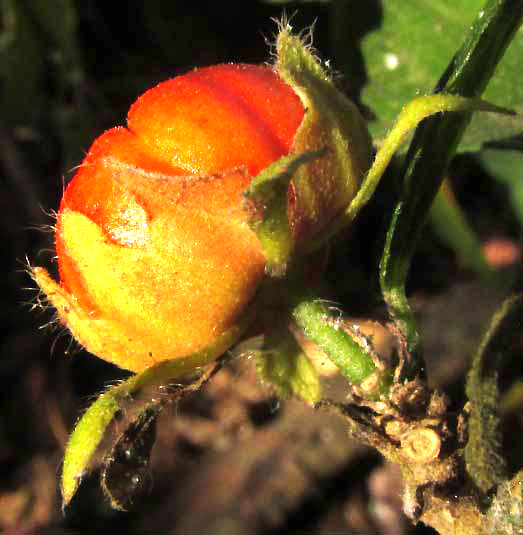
<box><xmin>379</xmin><ymin>0</ymin><xmax>523</xmax><ymax>374</ymax></box>
<box><xmin>291</xmin><ymin>296</ymin><xmax>392</xmax><ymax>397</ymax></box>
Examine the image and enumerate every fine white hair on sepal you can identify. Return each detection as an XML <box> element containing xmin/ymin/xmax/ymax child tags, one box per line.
<box><xmin>266</xmin><ymin>14</ymin><xmax>315</xmax><ymax>62</ymax></box>
<box><xmin>269</xmin><ymin>16</ymin><xmax>343</xmax><ymax>87</ymax></box>
<box><xmin>23</xmin><ymin>258</ymin><xmax>84</xmax><ymax>360</ymax></box>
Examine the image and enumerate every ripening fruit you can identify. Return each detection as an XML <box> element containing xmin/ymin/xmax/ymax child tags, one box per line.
<box><xmin>35</xmin><ymin>64</ymin><xmax>308</xmax><ymax>372</ymax></box>
<box><xmin>33</xmin><ymin>33</ymin><xmax>373</xmax><ymax>373</ymax></box>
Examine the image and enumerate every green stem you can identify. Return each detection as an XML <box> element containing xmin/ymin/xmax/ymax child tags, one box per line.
<box><xmin>290</xmin><ymin>296</ymin><xmax>392</xmax><ymax>397</ymax></box>
<box><xmin>379</xmin><ymin>0</ymin><xmax>523</xmax><ymax>375</ymax></box>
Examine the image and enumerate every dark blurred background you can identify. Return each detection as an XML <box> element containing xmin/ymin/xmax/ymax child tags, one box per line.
<box><xmin>2</xmin><ymin>2</ymin><xmax>522</xmax><ymax>534</ymax></box>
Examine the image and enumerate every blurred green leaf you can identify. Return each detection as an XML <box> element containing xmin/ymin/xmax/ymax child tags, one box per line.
<box><xmin>500</xmin><ymin>379</ymin><xmax>523</xmax><ymax>413</ymax></box>
<box><xmin>0</xmin><ymin>0</ymin><xmax>43</xmax><ymax>121</ymax></box>
<box><xmin>429</xmin><ymin>179</ymin><xmax>493</xmax><ymax>279</ymax></box>
<box><xmin>362</xmin><ymin>0</ymin><xmax>523</xmax><ymax>152</ymax></box>
<box><xmin>0</xmin><ymin>0</ymin><xmax>82</xmax><ymax>121</ymax></box>
<box><xmin>25</xmin><ymin>0</ymin><xmax>84</xmax><ymax>93</ymax></box>
<box><xmin>481</xmin><ymin>148</ymin><xmax>523</xmax><ymax>225</ymax></box>
<box><xmin>25</xmin><ymin>0</ymin><xmax>77</xmax><ymax>53</ymax></box>
<box><xmin>260</xmin><ymin>0</ymin><xmax>330</xmax><ymax>3</ymax></box>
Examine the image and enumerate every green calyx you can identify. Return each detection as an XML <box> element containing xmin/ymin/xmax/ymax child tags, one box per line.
<box><xmin>244</xmin><ymin>148</ymin><xmax>327</xmax><ymax>275</ymax></box>
<box><xmin>245</xmin><ymin>24</ymin><xmax>373</xmax><ymax>274</ymax></box>
<box><xmin>275</xmin><ymin>26</ymin><xmax>374</xmax><ymax>248</ymax></box>
<box><xmin>256</xmin><ymin>327</ymin><xmax>321</xmax><ymax>405</ymax></box>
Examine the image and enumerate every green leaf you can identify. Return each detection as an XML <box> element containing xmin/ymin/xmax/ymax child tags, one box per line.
<box><xmin>465</xmin><ymin>294</ymin><xmax>523</xmax><ymax>494</ymax></box>
<box><xmin>362</xmin><ymin>0</ymin><xmax>523</xmax><ymax>152</ymax></box>
<box><xmin>256</xmin><ymin>330</ymin><xmax>321</xmax><ymax>404</ymax></box>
